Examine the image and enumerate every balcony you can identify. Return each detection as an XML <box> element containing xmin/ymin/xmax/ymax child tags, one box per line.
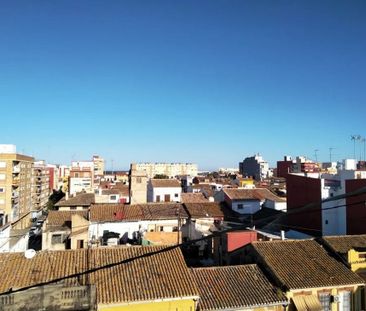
<box><xmin>12</xmin><ymin>191</ymin><xmax>19</xmax><ymax>199</ymax></box>
<box><xmin>12</xmin><ymin>178</ymin><xmax>20</xmax><ymax>187</ymax></box>
<box><xmin>12</xmin><ymin>166</ymin><xmax>20</xmax><ymax>174</ymax></box>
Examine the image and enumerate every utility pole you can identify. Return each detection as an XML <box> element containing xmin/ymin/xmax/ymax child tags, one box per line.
<box><xmin>362</xmin><ymin>137</ymin><xmax>366</xmax><ymax>162</ymax></box>
<box><xmin>329</xmin><ymin>147</ymin><xmax>334</xmax><ymax>163</ymax></box>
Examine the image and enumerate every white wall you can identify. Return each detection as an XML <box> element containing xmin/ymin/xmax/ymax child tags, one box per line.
<box><xmin>263</xmin><ymin>200</ymin><xmax>287</xmax><ymax>212</ymax></box>
<box><xmin>321</xmin><ymin>179</ymin><xmax>346</xmax><ymax>236</ymax></box>
<box><xmin>89</xmin><ymin>219</ymin><xmax>182</xmax><ymax>242</ymax></box>
<box><xmin>69</xmin><ymin>178</ymin><xmax>93</xmax><ymax>195</ymax></box>
<box><xmin>147</xmin><ymin>187</ymin><xmax>181</xmax><ymax>203</ymax></box>
<box><xmin>231</xmin><ymin>200</ymin><xmax>260</xmax><ymax>214</ymax></box>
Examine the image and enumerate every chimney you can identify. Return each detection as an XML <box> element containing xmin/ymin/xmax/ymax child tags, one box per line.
<box><xmin>280</xmin><ymin>230</ymin><xmax>285</xmax><ymax>240</ymax></box>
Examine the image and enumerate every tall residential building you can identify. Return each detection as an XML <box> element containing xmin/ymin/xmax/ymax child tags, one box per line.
<box><xmin>131</xmin><ymin>163</ymin><xmax>198</xmax><ymax>178</ymax></box>
<box><xmin>32</xmin><ymin>161</ymin><xmax>51</xmax><ymax>212</ymax></box>
<box><xmin>0</xmin><ymin>145</ymin><xmax>34</xmax><ymax>225</ymax></box>
<box><xmin>239</xmin><ymin>154</ymin><xmax>269</xmax><ymax>181</ymax></box>
<box><xmin>92</xmin><ymin>155</ymin><xmax>105</xmax><ymax>176</ymax></box>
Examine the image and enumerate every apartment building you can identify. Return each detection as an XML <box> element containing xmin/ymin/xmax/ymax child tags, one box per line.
<box><xmin>131</xmin><ymin>162</ymin><xmax>198</xmax><ymax>178</ymax></box>
<box><xmin>92</xmin><ymin>155</ymin><xmax>105</xmax><ymax>177</ymax></box>
<box><xmin>0</xmin><ymin>145</ymin><xmax>34</xmax><ymax>225</ymax></box>
<box><xmin>239</xmin><ymin>154</ymin><xmax>271</xmax><ymax>181</ymax></box>
<box><xmin>32</xmin><ymin>161</ymin><xmax>51</xmax><ymax>212</ymax></box>
<box><xmin>69</xmin><ymin>167</ymin><xmax>93</xmax><ymax>195</ymax></box>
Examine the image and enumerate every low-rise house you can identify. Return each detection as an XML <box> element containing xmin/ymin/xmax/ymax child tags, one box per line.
<box><xmin>191</xmin><ymin>265</ymin><xmax>287</xmax><ymax>310</ymax></box>
<box><xmin>321</xmin><ymin>234</ymin><xmax>366</xmax><ymax>281</ymax></box>
<box><xmin>182</xmin><ymin>202</ymin><xmax>237</xmax><ymax>257</ymax></box>
<box><xmin>0</xmin><ymin>212</ymin><xmax>31</xmax><ymax>253</ymax></box>
<box><xmin>245</xmin><ymin>239</ymin><xmax>365</xmax><ymax>311</ymax></box>
<box><xmin>218</xmin><ymin>188</ymin><xmax>286</xmax><ymax>214</ymax></box>
<box><xmin>95</xmin><ymin>184</ymin><xmax>130</xmax><ymax>204</ymax></box>
<box><xmin>0</xmin><ymin>246</ymin><xmax>200</xmax><ymax>311</ymax></box>
<box><xmin>42</xmin><ymin>210</ymin><xmax>89</xmax><ymax>250</ymax></box>
<box><xmin>89</xmin><ymin>203</ymin><xmax>188</xmax><ymax>246</ymax></box>
<box><xmin>147</xmin><ymin>179</ymin><xmax>182</xmax><ymax>202</ymax></box>
<box><xmin>54</xmin><ymin>193</ymin><xmax>94</xmax><ymax>211</ymax></box>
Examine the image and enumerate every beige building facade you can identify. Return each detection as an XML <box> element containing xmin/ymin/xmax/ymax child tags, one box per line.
<box><xmin>131</xmin><ymin>162</ymin><xmax>198</xmax><ymax>178</ymax></box>
<box><xmin>0</xmin><ymin>145</ymin><xmax>34</xmax><ymax>225</ymax></box>
<box><xmin>93</xmin><ymin>155</ymin><xmax>105</xmax><ymax>177</ymax></box>
<box><xmin>32</xmin><ymin>161</ymin><xmax>51</xmax><ymax>212</ymax></box>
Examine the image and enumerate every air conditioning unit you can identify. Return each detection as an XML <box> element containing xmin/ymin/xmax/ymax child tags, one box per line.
<box><xmin>332</xmin><ymin>295</ymin><xmax>340</xmax><ymax>303</ymax></box>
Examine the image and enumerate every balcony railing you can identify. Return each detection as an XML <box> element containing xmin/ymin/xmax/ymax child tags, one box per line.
<box><xmin>12</xmin><ymin>166</ymin><xmax>20</xmax><ymax>174</ymax></box>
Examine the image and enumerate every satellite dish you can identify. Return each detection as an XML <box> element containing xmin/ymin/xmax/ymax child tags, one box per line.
<box><xmin>24</xmin><ymin>249</ymin><xmax>36</xmax><ymax>259</ymax></box>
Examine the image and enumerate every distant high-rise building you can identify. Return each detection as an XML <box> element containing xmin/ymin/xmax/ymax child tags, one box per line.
<box><xmin>239</xmin><ymin>155</ymin><xmax>269</xmax><ymax>181</ymax></box>
<box><xmin>0</xmin><ymin>144</ymin><xmax>34</xmax><ymax>225</ymax></box>
<box><xmin>32</xmin><ymin>161</ymin><xmax>51</xmax><ymax>212</ymax></box>
<box><xmin>93</xmin><ymin>155</ymin><xmax>105</xmax><ymax>177</ymax></box>
<box><xmin>131</xmin><ymin>163</ymin><xmax>198</xmax><ymax>178</ymax></box>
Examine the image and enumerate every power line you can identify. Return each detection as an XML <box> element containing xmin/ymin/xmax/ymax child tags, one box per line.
<box><xmin>2</xmin><ymin>188</ymin><xmax>366</xmax><ymax>296</ymax></box>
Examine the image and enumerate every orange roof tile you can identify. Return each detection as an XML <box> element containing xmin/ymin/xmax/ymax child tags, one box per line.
<box><xmin>252</xmin><ymin>239</ymin><xmax>364</xmax><ymax>290</ymax></box>
<box><xmin>191</xmin><ymin>265</ymin><xmax>286</xmax><ymax>310</ymax></box>
<box><xmin>90</xmin><ymin>203</ymin><xmax>188</xmax><ymax>222</ymax></box>
<box><xmin>0</xmin><ymin>246</ymin><xmax>199</xmax><ymax>304</ymax></box>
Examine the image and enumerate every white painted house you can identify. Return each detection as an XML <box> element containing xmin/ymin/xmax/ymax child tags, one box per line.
<box><xmin>221</xmin><ymin>188</ymin><xmax>286</xmax><ymax>214</ymax></box>
<box><xmin>147</xmin><ymin>179</ymin><xmax>182</xmax><ymax>203</ymax></box>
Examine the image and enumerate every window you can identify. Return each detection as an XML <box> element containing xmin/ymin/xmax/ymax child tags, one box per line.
<box><xmin>318</xmin><ymin>293</ymin><xmax>330</xmax><ymax>311</ymax></box>
<box><xmin>51</xmin><ymin>234</ymin><xmax>62</xmax><ymax>244</ymax></box>
<box><xmin>0</xmin><ymin>174</ymin><xmax>5</xmax><ymax>180</ymax></box>
<box><xmin>70</xmin><ymin>207</ymin><xmax>76</xmax><ymax>210</ymax></box>
<box><xmin>237</xmin><ymin>204</ymin><xmax>243</xmax><ymax>209</ymax></box>
<box><xmin>0</xmin><ymin>199</ymin><xmax>5</xmax><ymax>205</ymax></box>
<box><xmin>174</xmin><ymin>193</ymin><xmax>178</xmax><ymax>198</ymax></box>
<box><xmin>77</xmin><ymin>240</ymin><xmax>84</xmax><ymax>249</ymax></box>
<box><xmin>0</xmin><ymin>162</ymin><xmax>6</xmax><ymax>168</ymax></box>
<box><xmin>156</xmin><ymin>195</ymin><xmax>160</xmax><ymax>202</ymax></box>
<box><xmin>136</xmin><ymin>177</ymin><xmax>142</xmax><ymax>183</ymax></box>
<box><xmin>0</xmin><ymin>187</ymin><xmax>4</xmax><ymax>193</ymax></box>
<box><xmin>340</xmin><ymin>291</ymin><xmax>351</xmax><ymax>311</ymax></box>
<box><xmin>110</xmin><ymin>195</ymin><xmax>117</xmax><ymax>200</ymax></box>
<box><xmin>159</xmin><ymin>226</ymin><xmax>164</xmax><ymax>232</ymax></box>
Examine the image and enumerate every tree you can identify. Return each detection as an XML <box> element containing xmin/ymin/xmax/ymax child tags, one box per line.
<box><xmin>47</xmin><ymin>188</ymin><xmax>65</xmax><ymax>210</ymax></box>
<box><xmin>154</xmin><ymin>174</ymin><xmax>169</xmax><ymax>179</ymax></box>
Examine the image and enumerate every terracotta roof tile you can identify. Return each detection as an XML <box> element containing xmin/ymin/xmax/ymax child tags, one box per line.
<box><xmin>252</xmin><ymin>239</ymin><xmax>364</xmax><ymax>290</ymax></box>
<box><xmin>0</xmin><ymin>246</ymin><xmax>199</xmax><ymax>304</ymax></box>
<box><xmin>46</xmin><ymin>210</ymin><xmax>89</xmax><ymax>227</ymax></box>
<box><xmin>183</xmin><ymin>202</ymin><xmax>226</xmax><ymax>219</ymax></box>
<box><xmin>55</xmin><ymin>193</ymin><xmax>95</xmax><ymax>207</ymax></box>
<box><xmin>150</xmin><ymin>179</ymin><xmax>181</xmax><ymax>188</ymax></box>
<box><xmin>90</xmin><ymin>203</ymin><xmax>188</xmax><ymax>222</ymax></box>
<box><xmin>181</xmin><ymin>193</ymin><xmax>209</xmax><ymax>203</ymax></box>
<box><xmin>191</xmin><ymin>265</ymin><xmax>286</xmax><ymax>310</ymax></box>
<box><xmin>224</xmin><ymin>188</ymin><xmax>285</xmax><ymax>202</ymax></box>
<box><xmin>323</xmin><ymin>234</ymin><xmax>366</xmax><ymax>254</ymax></box>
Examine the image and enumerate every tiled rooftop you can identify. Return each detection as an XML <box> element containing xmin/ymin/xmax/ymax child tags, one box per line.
<box><xmin>224</xmin><ymin>188</ymin><xmax>285</xmax><ymax>202</ymax></box>
<box><xmin>0</xmin><ymin>246</ymin><xmax>199</xmax><ymax>305</ymax></box>
<box><xmin>191</xmin><ymin>265</ymin><xmax>286</xmax><ymax>310</ymax></box>
<box><xmin>252</xmin><ymin>239</ymin><xmax>364</xmax><ymax>290</ymax></box>
<box><xmin>90</xmin><ymin>203</ymin><xmax>188</xmax><ymax>222</ymax></box>
<box><xmin>323</xmin><ymin>234</ymin><xmax>366</xmax><ymax>254</ymax></box>
<box><xmin>183</xmin><ymin>202</ymin><xmax>226</xmax><ymax>219</ymax></box>
<box><xmin>181</xmin><ymin>193</ymin><xmax>209</xmax><ymax>203</ymax></box>
<box><xmin>55</xmin><ymin>193</ymin><xmax>95</xmax><ymax>207</ymax></box>
<box><xmin>150</xmin><ymin>179</ymin><xmax>181</xmax><ymax>188</ymax></box>
<box><xmin>46</xmin><ymin>210</ymin><xmax>89</xmax><ymax>227</ymax></box>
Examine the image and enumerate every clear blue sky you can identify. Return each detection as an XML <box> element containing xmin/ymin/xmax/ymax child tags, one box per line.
<box><xmin>1</xmin><ymin>1</ymin><xmax>366</xmax><ymax>170</ymax></box>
